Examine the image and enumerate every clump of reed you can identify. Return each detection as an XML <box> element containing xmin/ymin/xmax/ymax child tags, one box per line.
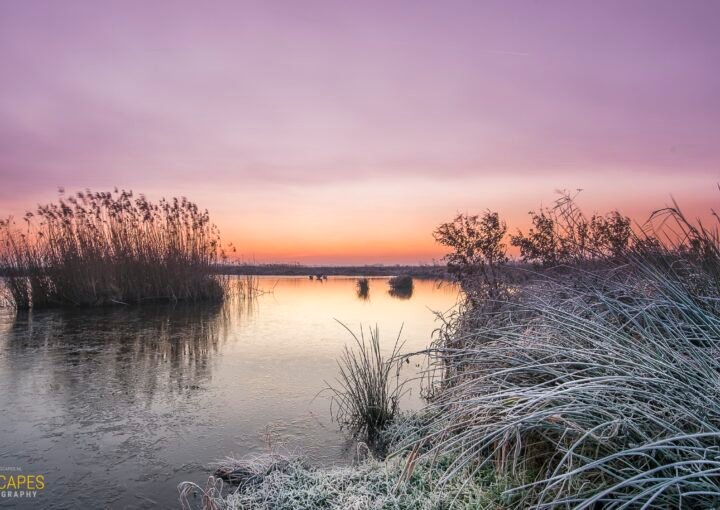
<box><xmin>324</xmin><ymin>322</ymin><xmax>406</xmax><ymax>444</ymax></box>
<box><xmin>388</xmin><ymin>275</ymin><xmax>413</xmax><ymax>298</ymax></box>
<box><xmin>0</xmin><ymin>189</ymin><xmax>227</xmax><ymax>309</ymax></box>
<box><xmin>356</xmin><ymin>277</ymin><xmax>370</xmax><ymax>299</ymax></box>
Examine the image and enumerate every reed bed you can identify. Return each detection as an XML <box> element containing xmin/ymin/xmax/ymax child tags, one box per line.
<box><xmin>0</xmin><ymin>189</ymin><xmax>227</xmax><ymax>308</ymax></box>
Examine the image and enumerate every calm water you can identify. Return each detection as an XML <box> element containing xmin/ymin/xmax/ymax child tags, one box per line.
<box><xmin>0</xmin><ymin>276</ymin><xmax>458</xmax><ymax>509</ymax></box>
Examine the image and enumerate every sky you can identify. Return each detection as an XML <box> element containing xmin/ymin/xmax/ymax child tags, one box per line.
<box><xmin>1</xmin><ymin>0</ymin><xmax>718</xmax><ymax>264</ymax></box>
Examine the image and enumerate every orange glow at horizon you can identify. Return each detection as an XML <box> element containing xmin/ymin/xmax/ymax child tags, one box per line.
<box><xmin>207</xmin><ymin>173</ymin><xmax>718</xmax><ymax>265</ymax></box>
<box><xmin>1</xmin><ymin>173</ymin><xmax>716</xmax><ymax>265</ymax></box>
<box><xmin>6</xmin><ymin>174</ymin><xmax>716</xmax><ymax>265</ymax></box>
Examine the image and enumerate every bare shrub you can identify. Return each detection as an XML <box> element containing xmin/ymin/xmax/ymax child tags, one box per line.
<box><xmin>510</xmin><ymin>190</ymin><xmax>632</xmax><ymax>266</ymax></box>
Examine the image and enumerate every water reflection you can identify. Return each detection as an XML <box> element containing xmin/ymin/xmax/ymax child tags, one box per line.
<box><xmin>388</xmin><ymin>286</ymin><xmax>413</xmax><ymax>299</ymax></box>
<box><xmin>0</xmin><ymin>303</ymin><xmax>241</xmax><ymax>509</ymax></box>
<box><xmin>5</xmin><ymin>303</ymin><xmax>230</xmax><ymax>400</ymax></box>
<box><xmin>0</xmin><ymin>276</ymin><xmax>457</xmax><ymax>509</ymax></box>
<box><xmin>387</xmin><ymin>276</ymin><xmax>415</xmax><ymax>300</ymax></box>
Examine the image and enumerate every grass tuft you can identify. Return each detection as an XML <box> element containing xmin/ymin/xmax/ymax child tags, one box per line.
<box><xmin>324</xmin><ymin>322</ymin><xmax>406</xmax><ymax>445</ymax></box>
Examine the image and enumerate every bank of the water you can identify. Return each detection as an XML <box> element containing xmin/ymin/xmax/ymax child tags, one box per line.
<box><xmin>181</xmin><ymin>414</ymin><xmax>522</xmax><ymax>510</ymax></box>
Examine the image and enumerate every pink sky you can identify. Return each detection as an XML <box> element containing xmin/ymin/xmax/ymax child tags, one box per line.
<box><xmin>1</xmin><ymin>1</ymin><xmax>718</xmax><ymax>264</ymax></box>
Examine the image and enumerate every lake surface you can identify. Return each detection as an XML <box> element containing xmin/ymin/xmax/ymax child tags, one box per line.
<box><xmin>0</xmin><ymin>276</ymin><xmax>458</xmax><ymax>509</ymax></box>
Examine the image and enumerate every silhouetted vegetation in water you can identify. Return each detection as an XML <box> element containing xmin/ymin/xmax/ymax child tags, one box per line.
<box><xmin>356</xmin><ymin>277</ymin><xmax>369</xmax><ymax>299</ymax></box>
<box><xmin>0</xmin><ymin>189</ymin><xmax>228</xmax><ymax>309</ymax></box>
<box><xmin>387</xmin><ymin>275</ymin><xmax>413</xmax><ymax>298</ymax></box>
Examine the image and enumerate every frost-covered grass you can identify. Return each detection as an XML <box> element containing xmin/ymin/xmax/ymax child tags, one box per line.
<box><xmin>183</xmin><ymin>255</ymin><xmax>720</xmax><ymax>509</ymax></box>
<box><xmin>178</xmin><ymin>415</ymin><xmax>528</xmax><ymax>510</ymax></box>
<box><xmin>181</xmin><ymin>450</ymin><xmax>523</xmax><ymax>508</ymax></box>
<box><xmin>421</xmin><ymin>258</ymin><xmax>720</xmax><ymax>508</ymax></box>
<box><xmin>219</xmin><ymin>455</ymin><xmax>516</xmax><ymax>510</ymax></box>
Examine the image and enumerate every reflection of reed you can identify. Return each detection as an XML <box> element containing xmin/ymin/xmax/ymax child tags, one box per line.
<box><xmin>388</xmin><ymin>288</ymin><xmax>413</xmax><ymax>299</ymax></box>
<box><xmin>0</xmin><ymin>278</ymin><xmax>12</xmax><ymax>308</ymax></box>
<box><xmin>224</xmin><ymin>278</ymin><xmax>260</xmax><ymax>321</ymax></box>
<box><xmin>2</xmin><ymin>301</ymin><xmax>248</xmax><ymax>408</ymax></box>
